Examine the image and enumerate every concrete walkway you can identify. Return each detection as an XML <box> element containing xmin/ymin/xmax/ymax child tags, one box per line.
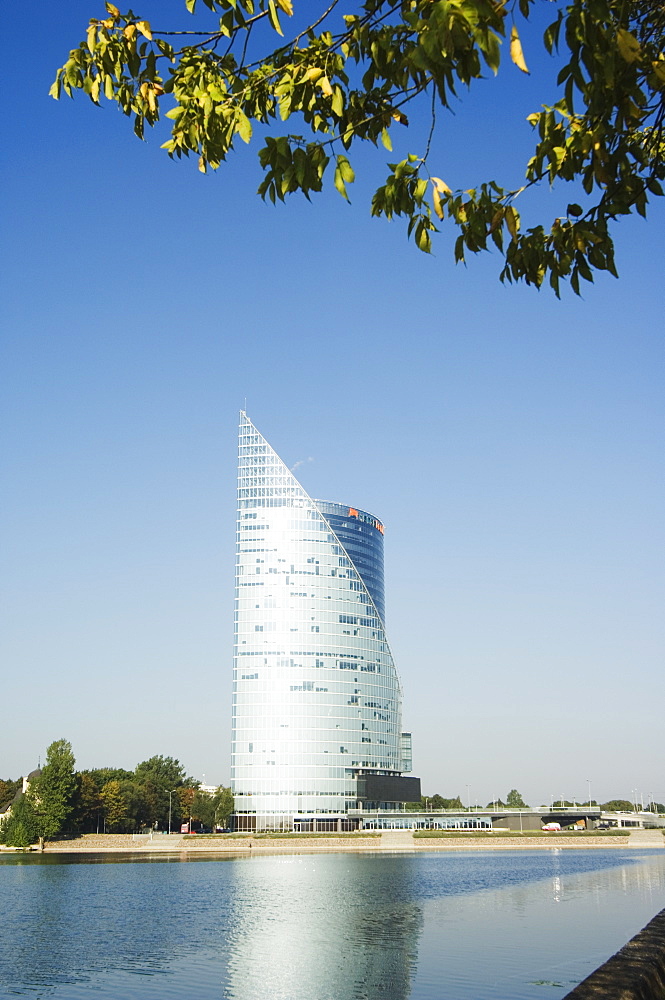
<box><xmin>627</xmin><ymin>829</ymin><xmax>665</xmax><ymax>848</ymax></box>
<box><xmin>379</xmin><ymin>830</ymin><xmax>418</xmax><ymax>850</ymax></box>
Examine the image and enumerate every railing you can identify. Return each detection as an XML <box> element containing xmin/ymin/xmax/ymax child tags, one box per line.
<box><xmin>348</xmin><ymin>806</ymin><xmax>604</xmax><ymax>816</ymax></box>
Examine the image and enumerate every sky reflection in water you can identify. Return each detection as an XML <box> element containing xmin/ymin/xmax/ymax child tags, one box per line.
<box><xmin>1</xmin><ymin>849</ymin><xmax>664</xmax><ymax>1000</ymax></box>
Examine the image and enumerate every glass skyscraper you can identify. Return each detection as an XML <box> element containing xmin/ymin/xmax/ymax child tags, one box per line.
<box><xmin>232</xmin><ymin>413</ymin><xmax>419</xmax><ymax>831</ymax></box>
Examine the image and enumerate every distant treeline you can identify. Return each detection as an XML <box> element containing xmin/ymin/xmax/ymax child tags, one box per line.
<box><xmin>0</xmin><ymin>739</ymin><xmax>233</xmax><ymax>847</ymax></box>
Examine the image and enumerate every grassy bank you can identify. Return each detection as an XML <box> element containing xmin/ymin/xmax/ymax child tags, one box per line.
<box><xmin>183</xmin><ymin>831</ymin><xmax>381</xmax><ymax>840</ymax></box>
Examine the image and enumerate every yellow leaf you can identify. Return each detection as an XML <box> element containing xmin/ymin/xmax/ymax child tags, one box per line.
<box><xmin>431</xmin><ymin>176</ymin><xmax>452</xmax><ymax>196</ymax></box>
<box><xmin>432</xmin><ymin>187</ymin><xmax>444</xmax><ymax>221</ymax></box>
<box><xmin>303</xmin><ymin>67</ymin><xmax>323</xmax><ymax>83</ymax></box>
<box><xmin>105</xmin><ymin>3</ymin><xmax>120</xmax><ymax>17</ymax></box>
<box><xmin>136</xmin><ymin>20</ymin><xmax>153</xmax><ymax>40</ymax></box>
<box><xmin>268</xmin><ymin>0</ymin><xmax>283</xmax><ymax>35</ymax></box>
<box><xmin>505</xmin><ymin>205</ymin><xmax>518</xmax><ymax>238</ymax></box>
<box><xmin>510</xmin><ymin>25</ymin><xmax>529</xmax><ymax>74</ymax></box>
<box><xmin>616</xmin><ymin>28</ymin><xmax>640</xmax><ymax>63</ymax></box>
<box><xmin>392</xmin><ymin>110</ymin><xmax>409</xmax><ymax>126</ymax></box>
<box><xmin>198</xmin><ymin>156</ymin><xmax>207</xmax><ymax>174</ymax></box>
<box><xmin>123</xmin><ymin>24</ymin><xmax>137</xmax><ymax>40</ymax></box>
<box><xmin>276</xmin><ymin>0</ymin><xmax>294</xmax><ymax>14</ymax></box>
<box><xmin>318</xmin><ymin>76</ymin><xmax>333</xmax><ymax>97</ymax></box>
<box><xmin>87</xmin><ymin>25</ymin><xmax>97</xmax><ymax>52</ymax></box>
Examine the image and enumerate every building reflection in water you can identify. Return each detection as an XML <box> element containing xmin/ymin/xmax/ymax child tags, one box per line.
<box><xmin>222</xmin><ymin>853</ymin><xmax>423</xmax><ymax>1000</ymax></box>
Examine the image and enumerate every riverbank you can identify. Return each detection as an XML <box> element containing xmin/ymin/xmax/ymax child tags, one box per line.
<box><xmin>20</xmin><ymin>829</ymin><xmax>663</xmax><ymax>854</ymax></box>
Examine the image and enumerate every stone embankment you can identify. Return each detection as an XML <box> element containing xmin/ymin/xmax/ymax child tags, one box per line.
<box><xmin>412</xmin><ymin>835</ymin><xmax>632</xmax><ymax>851</ymax></box>
<box><xmin>36</xmin><ymin>830</ymin><xmax>659</xmax><ymax>853</ymax></box>
<box><xmin>42</xmin><ymin>833</ymin><xmax>381</xmax><ymax>853</ymax></box>
<box><xmin>563</xmin><ymin>907</ymin><xmax>665</xmax><ymax>1000</ymax></box>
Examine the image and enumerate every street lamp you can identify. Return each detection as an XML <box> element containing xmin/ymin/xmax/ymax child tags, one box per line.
<box><xmin>587</xmin><ymin>779</ymin><xmax>591</xmax><ymax>808</ymax></box>
<box><xmin>466</xmin><ymin>784</ymin><xmax>470</xmax><ymax>811</ymax></box>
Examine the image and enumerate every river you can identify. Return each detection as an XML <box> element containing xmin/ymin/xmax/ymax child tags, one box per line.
<box><xmin>1</xmin><ymin>849</ymin><xmax>664</xmax><ymax>999</ymax></box>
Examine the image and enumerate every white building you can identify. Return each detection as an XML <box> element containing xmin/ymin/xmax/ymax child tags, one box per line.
<box><xmin>231</xmin><ymin>413</ymin><xmax>419</xmax><ymax>831</ymax></box>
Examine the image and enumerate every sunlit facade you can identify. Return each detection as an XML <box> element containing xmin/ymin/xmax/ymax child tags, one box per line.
<box><xmin>231</xmin><ymin>413</ymin><xmax>417</xmax><ymax>831</ymax></box>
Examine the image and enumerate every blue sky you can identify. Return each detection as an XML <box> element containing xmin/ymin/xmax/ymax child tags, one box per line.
<box><xmin>2</xmin><ymin>1</ymin><xmax>663</xmax><ymax>808</ymax></box>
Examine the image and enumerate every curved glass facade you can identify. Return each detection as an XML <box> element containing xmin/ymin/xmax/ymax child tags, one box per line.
<box><xmin>232</xmin><ymin>413</ymin><xmax>404</xmax><ymax>831</ymax></box>
<box><xmin>313</xmin><ymin>501</ymin><xmax>386</xmax><ymax>623</ymax></box>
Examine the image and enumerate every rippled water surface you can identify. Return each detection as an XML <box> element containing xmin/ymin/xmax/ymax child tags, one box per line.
<box><xmin>1</xmin><ymin>849</ymin><xmax>664</xmax><ymax>999</ymax></box>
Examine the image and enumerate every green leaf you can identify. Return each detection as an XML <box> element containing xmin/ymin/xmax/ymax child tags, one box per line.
<box><xmin>380</xmin><ymin>128</ymin><xmax>392</xmax><ymax>151</ymax></box>
<box><xmin>334</xmin><ymin>154</ymin><xmax>354</xmax><ymax>201</ymax></box>
<box><xmin>616</xmin><ymin>28</ymin><xmax>640</xmax><ymax>64</ymax></box>
<box><xmin>331</xmin><ymin>87</ymin><xmax>344</xmax><ymax>118</ymax></box>
<box><xmin>236</xmin><ymin>111</ymin><xmax>252</xmax><ymax>144</ymax></box>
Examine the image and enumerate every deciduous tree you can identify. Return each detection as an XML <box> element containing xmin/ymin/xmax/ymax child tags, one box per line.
<box><xmin>52</xmin><ymin>0</ymin><xmax>665</xmax><ymax>293</ymax></box>
<box><xmin>100</xmin><ymin>779</ymin><xmax>129</xmax><ymax>831</ymax></box>
<box><xmin>601</xmin><ymin>799</ymin><xmax>636</xmax><ymax>811</ymax></box>
<box><xmin>31</xmin><ymin>739</ymin><xmax>77</xmax><ymax>839</ymax></box>
<box><xmin>133</xmin><ymin>755</ymin><xmax>198</xmax><ymax>828</ymax></box>
<box><xmin>506</xmin><ymin>788</ymin><xmax>528</xmax><ymax>808</ymax></box>
<box><xmin>0</xmin><ymin>779</ymin><xmax>21</xmax><ymax>813</ymax></box>
<box><xmin>71</xmin><ymin>772</ymin><xmax>103</xmax><ymax>832</ymax></box>
<box><xmin>0</xmin><ymin>794</ymin><xmax>40</xmax><ymax>848</ymax></box>
<box><xmin>212</xmin><ymin>786</ymin><xmax>234</xmax><ymax>829</ymax></box>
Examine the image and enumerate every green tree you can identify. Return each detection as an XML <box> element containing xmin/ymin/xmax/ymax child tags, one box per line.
<box><xmin>406</xmin><ymin>794</ymin><xmax>463</xmax><ymax>811</ymax></box>
<box><xmin>506</xmin><ymin>789</ymin><xmax>528</xmax><ymax>808</ymax></box>
<box><xmin>134</xmin><ymin>755</ymin><xmax>194</xmax><ymax>789</ymax></box>
<box><xmin>0</xmin><ymin>778</ymin><xmax>21</xmax><ymax>812</ymax></box>
<box><xmin>181</xmin><ymin>785</ymin><xmax>233</xmax><ymax>832</ymax></box>
<box><xmin>0</xmin><ymin>794</ymin><xmax>40</xmax><ymax>848</ymax></box>
<box><xmin>177</xmin><ymin>786</ymin><xmax>196</xmax><ymax>829</ymax></box>
<box><xmin>601</xmin><ymin>799</ymin><xmax>636</xmax><ymax>811</ymax></box>
<box><xmin>86</xmin><ymin>767</ymin><xmax>134</xmax><ymax>787</ymax></box>
<box><xmin>100</xmin><ymin>780</ymin><xmax>128</xmax><ymax>831</ymax></box>
<box><xmin>212</xmin><ymin>786</ymin><xmax>234</xmax><ymax>829</ymax></box>
<box><xmin>133</xmin><ymin>756</ymin><xmax>198</xmax><ymax>829</ymax></box>
<box><xmin>71</xmin><ymin>772</ymin><xmax>103</xmax><ymax>832</ymax></box>
<box><xmin>31</xmin><ymin>739</ymin><xmax>77</xmax><ymax>839</ymax></box>
<box><xmin>190</xmin><ymin>789</ymin><xmax>215</xmax><ymax>828</ymax></box>
<box><xmin>53</xmin><ymin>0</ymin><xmax>665</xmax><ymax>294</ymax></box>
